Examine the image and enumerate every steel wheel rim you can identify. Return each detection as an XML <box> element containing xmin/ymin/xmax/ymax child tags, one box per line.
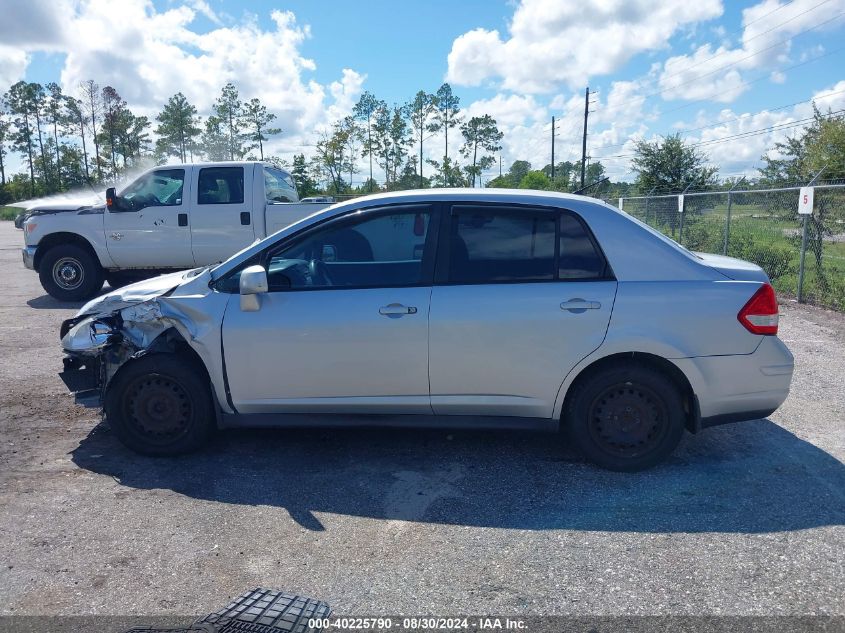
<box><xmin>587</xmin><ymin>381</ymin><xmax>670</xmax><ymax>458</ymax></box>
<box><xmin>52</xmin><ymin>257</ymin><xmax>84</xmax><ymax>291</ymax></box>
<box><xmin>122</xmin><ymin>373</ymin><xmax>193</xmax><ymax>446</ymax></box>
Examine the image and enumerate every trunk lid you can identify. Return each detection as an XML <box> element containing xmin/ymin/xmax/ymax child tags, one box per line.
<box><xmin>693</xmin><ymin>252</ymin><xmax>770</xmax><ymax>282</ymax></box>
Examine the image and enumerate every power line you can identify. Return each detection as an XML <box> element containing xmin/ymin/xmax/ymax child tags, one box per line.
<box><xmin>657</xmin><ymin>44</ymin><xmax>845</xmax><ymax>117</ymax></box>
<box><xmin>589</xmin><ymin>86</ymin><xmax>845</xmax><ymax>153</ymax></box>
<box><xmin>593</xmin><ymin>108</ymin><xmax>845</xmax><ymax>160</ymax></box>
<box><xmin>623</xmin><ymin>8</ymin><xmax>845</xmax><ymax>108</ymax></box>
<box><xmin>744</xmin><ymin>0</ymin><xmax>796</xmax><ymax>28</ymax></box>
<box><xmin>655</xmin><ymin>0</ymin><xmax>812</xmax><ymax>89</ymax></box>
<box><xmin>589</xmin><ymin>6</ymin><xmax>843</xmax><ymax>121</ymax></box>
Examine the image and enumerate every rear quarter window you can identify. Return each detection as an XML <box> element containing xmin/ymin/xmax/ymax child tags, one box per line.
<box><xmin>559</xmin><ymin>213</ymin><xmax>607</xmax><ymax>279</ymax></box>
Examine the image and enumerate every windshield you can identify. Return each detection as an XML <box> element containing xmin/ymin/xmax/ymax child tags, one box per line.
<box><xmin>120</xmin><ymin>169</ymin><xmax>185</xmax><ymax>207</ymax></box>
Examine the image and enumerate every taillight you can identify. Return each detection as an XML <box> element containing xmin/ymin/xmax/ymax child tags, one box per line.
<box><xmin>737</xmin><ymin>283</ymin><xmax>779</xmax><ymax>335</ymax></box>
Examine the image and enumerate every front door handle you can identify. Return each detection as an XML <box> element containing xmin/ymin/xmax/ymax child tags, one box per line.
<box><xmin>379</xmin><ymin>303</ymin><xmax>418</xmax><ymax>316</ymax></box>
<box><xmin>560</xmin><ymin>298</ymin><xmax>601</xmax><ymax>311</ymax></box>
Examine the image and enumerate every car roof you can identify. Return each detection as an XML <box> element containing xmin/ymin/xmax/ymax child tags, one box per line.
<box><xmin>156</xmin><ymin>161</ymin><xmax>285</xmax><ymax>171</ymax></box>
<box><xmin>333</xmin><ymin>188</ymin><xmax>611</xmax><ymax>206</ymax></box>
<box><xmin>212</xmin><ymin>188</ymin><xmax>624</xmax><ymax>279</ymax></box>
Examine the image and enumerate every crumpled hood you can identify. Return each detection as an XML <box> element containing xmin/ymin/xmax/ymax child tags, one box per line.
<box><xmin>76</xmin><ymin>270</ymin><xmax>192</xmax><ymax>317</ymax></box>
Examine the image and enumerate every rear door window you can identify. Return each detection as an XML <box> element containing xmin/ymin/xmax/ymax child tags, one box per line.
<box><xmin>446</xmin><ymin>205</ymin><xmax>608</xmax><ymax>283</ymax></box>
<box><xmin>448</xmin><ymin>207</ymin><xmax>556</xmax><ymax>283</ymax></box>
<box><xmin>197</xmin><ymin>167</ymin><xmax>245</xmax><ymax>205</ymax></box>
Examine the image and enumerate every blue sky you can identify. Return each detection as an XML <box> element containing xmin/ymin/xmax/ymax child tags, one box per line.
<box><xmin>3</xmin><ymin>0</ymin><xmax>845</xmax><ymax>183</ymax></box>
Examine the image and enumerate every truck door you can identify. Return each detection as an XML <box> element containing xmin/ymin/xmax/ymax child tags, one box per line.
<box><xmin>189</xmin><ymin>165</ymin><xmax>257</xmax><ymax>266</ymax></box>
<box><xmin>103</xmin><ymin>167</ymin><xmax>194</xmax><ymax>268</ymax></box>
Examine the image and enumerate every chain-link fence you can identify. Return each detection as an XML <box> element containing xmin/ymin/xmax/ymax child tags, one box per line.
<box><xmin>616</xmin><ymin>183</ymin><xmax>845</xmax><ymax>311</ymax></box>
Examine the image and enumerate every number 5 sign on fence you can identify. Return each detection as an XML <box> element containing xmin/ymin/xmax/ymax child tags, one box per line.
<box><xmin>798</xmin><ymin>187</ymin><xmax>814</xmax><ymax>215</ymax></box>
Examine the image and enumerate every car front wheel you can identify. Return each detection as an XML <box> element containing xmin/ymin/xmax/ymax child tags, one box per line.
<box><xmin>564</xmin><ymin>363</ymin><xmax>686</xmax><ymax>472</ymax></box>
<box><xmin>104</xmin><ymin>354</ymin><xmax>215</xmax><ymax>456</ymax></box>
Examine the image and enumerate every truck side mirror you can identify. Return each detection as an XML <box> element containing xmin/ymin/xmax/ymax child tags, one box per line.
<box><xmin>106</xmin><ymin>187</ymin><xmax>116</xmax><ymax>211</ymax></box>
<box><xmin>106</xmin><ymin>187</ymin><xmax>133</xmax><ymax>212</ymax></box>
<box><xmin>239</xmin><ymin>265</ymin><xmax>269</xmax><ymax>312</ymax></box>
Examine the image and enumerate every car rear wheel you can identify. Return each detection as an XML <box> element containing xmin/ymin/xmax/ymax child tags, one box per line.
<box><xmin>39</xmin><ymin>244</ymin><xmax>104</xmax><ymax>302</ymax></box>
<box><xmin>105</xmin><ymin>354</ymin><xmax>215</xmax><ymax>456</ymax></box>
<box><xmin>564</xmin><ymin>363</ymin><xmax>685</xmax><ymax>471</ymax></box>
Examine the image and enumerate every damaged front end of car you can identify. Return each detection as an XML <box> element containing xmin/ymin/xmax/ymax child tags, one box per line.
<box><xmin>59</xmin><ymin>300</ymin><xmax>181</xmax><ymax>408</ymax></box>
<box><xmin>59</xmin><ymin>288</ymin><xmax>200</xmax><ymax>407</ymax></box>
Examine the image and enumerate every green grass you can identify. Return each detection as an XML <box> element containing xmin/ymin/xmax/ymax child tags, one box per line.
<box><xmin>0</xmin><ymin>206</ymin><xmax>24</xmax><ymax>221</ymax></box>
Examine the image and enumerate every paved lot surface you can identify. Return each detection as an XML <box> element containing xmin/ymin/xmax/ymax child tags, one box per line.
<box><xmin>0</xmin><ymin>220</ymin><xmax>843</xmax><ymax>618</ymax></box>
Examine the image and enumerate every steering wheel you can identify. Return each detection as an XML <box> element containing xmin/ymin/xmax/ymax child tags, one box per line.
<box><xmin>309</xmin><ymin>259</ymin><xmax>333</xmax><ymax>286</ymax></box>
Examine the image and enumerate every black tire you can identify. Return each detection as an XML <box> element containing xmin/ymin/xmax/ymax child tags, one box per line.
<box><xmin>104</xmin><ymin>354</ymin><xmax>215</xmax><ymax>456</ymax></box>
<box><xmin>38</xmin><ymin>244</ymin><xmax>104</xmax><ymax>301</ymax></box>
<box><xmin>564</xmin><ymin>362</ymin><xmax>686</xmax><ymax>472</ymax></box>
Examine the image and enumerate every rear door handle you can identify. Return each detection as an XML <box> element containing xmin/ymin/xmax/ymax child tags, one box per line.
<box><xmin>379</xmin><ymin>303</ymin><xmax>418</xmax><ymax>316</ymax></box>
<box><xmin>560</xmin><ymin>299</ymin><xmax>601</xmax><ymax>311</ymax></box>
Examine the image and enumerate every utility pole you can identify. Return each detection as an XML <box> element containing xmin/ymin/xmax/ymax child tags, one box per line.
<box><xmin>499</xmin><ymin>154</ymin><xmax>503</xmax><ymax>177</ymax></box>
<box><xmin>551</xmin><ymin>116</ymin><xmax>555</xmax><ymax>180</ymax></box>
<box><xmin>580</xmin><ymin>86</ymin><xmax>589</xmax><ymax>189</ymax></box>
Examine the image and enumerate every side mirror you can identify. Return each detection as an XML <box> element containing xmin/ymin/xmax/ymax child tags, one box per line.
<box><xmin>106</xmin><ymin>187</ymin><xmax>133</xmax><ymax>212</ymax></box>
<box><xmin>106</xmin><ymin>187</ymin><xmax>117</xmax><ymax>211</ymax></box>
<box><xmin>239</xmin><ymin>265</ymin><xmax>269</xmax><ymax>312</ymax></box>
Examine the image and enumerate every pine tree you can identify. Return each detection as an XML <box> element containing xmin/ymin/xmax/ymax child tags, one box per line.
<box><xmin>155</xmin><ymin>92</ymin><xmax>201</xmax><ymax>163</ymax></box>
<box><xmin>353</xmin><ymin>92</ymin><xmax>383</xmax><ymax>191</ymax></box>
<box><xmin>405</xmin><ymin>91</ymin><xmax>439</xmax><ymax>188</ymax></box>
<box><xmin>242</xmin><ymin>98</ymin><xmax>281</xmax><ymax>160</ymax></box>
<box><xmin>460</xmin><ymin>115</ymin><xmax>503</xmax><ymax>187</ymax></box>
<box><xmin>212</xmin><ymin>82</ymin><xmax>246</xmax><ymax>160</ymax></box>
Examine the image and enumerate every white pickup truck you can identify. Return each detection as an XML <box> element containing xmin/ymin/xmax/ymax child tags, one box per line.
<box><xmin>21</xmin><ymin>161</ymin><xmax>331</xmax><ymax>301</ymax></box>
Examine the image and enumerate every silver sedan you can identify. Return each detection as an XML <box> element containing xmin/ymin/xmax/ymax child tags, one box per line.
<box><xmin>58</xmin><ymin>189</ymin><xmax>794</xmax><ymax>471</ymax></box>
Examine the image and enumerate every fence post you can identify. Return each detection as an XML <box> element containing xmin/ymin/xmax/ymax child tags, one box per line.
<box><xmin>798</xmin><ymin>216</ymin><xmax>809</xmax><ymax>302</ymax></box>
<box><xmin>723</xmin><ymin>177</ymin><xmax>744</xmax><ymax>256</ymax></box>
<box><xmin>678</xmin><ymin>183</ymin><xmax>692</xmax><ymax>244</ymax></box>
<box><xmin>797</xmin><ymin>169</ymin><xmax>825</xmax><ymax>303</ymax></box>
<box><xmin>644</xmin><ymin>186</ymin><xmax>656</xmax><ymax>224</ymax></box>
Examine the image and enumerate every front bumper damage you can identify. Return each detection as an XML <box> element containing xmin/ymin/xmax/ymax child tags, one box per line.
<box><xmin>58</xmin><ymin>301</ymin><xmax>176</xmax><ymax>408</ymax></box>
<box><xmin>59</xmin><ymin>355</ymin><xmax>105</xmax><ymax>408</ymax></box>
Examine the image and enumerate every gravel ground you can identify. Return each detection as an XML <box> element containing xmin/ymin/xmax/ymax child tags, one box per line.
<box><xmin>0</xmin><ymin>220</ymin><xmax>843</xmax><ymax>620</ymax></box>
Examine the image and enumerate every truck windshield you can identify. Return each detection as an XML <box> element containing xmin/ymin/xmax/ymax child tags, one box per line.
<box><xmin>121</xmin><ymin>169</ymin><xmax>185</xmax><ymax>206</ymax></box>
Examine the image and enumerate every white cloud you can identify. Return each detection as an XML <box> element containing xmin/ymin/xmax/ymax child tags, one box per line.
<box><xmin>3</xmin><ymin>0</ymin><xmax>362</xmax><ymax>167</ymax></box>
<box><xmin>658</xmin><ymin>0</ymin><xmax>845</xmax><ymax>102</ymax></box>
<box><xmin>0</xmin><ymin>46</ymin><xmax>29</xmax><ymax>90</ymax></box>
<box><xmin>659</xmin><ymin>80</ymin><xmax>845</xmax><ymax>176</ymax></box>
<box><xmin>446</xmin><ymin>0</ymin><xmax>724</xmax><ymax>93</ymax></box>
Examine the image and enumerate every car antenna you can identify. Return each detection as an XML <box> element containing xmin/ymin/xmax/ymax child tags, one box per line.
<box><xmin>573</xmin><ymin>177</ymin><xmax>609</xmax><ymax>195</ymax></box>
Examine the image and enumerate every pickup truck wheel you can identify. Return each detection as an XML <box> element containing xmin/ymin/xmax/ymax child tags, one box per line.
<box><xmin>105</xmin><ymin>354</ymin><xmax>215</xmax><ymax>456</ymax></box>
<box><xmin>39</xmin><ymin>244</ymin><xmax>104</xmax><ymax>302</ymax></box>
<box><xmin>564</xmin><ymin>363</ymin><xmax>685</xmax><ymax>472</ymax></box>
